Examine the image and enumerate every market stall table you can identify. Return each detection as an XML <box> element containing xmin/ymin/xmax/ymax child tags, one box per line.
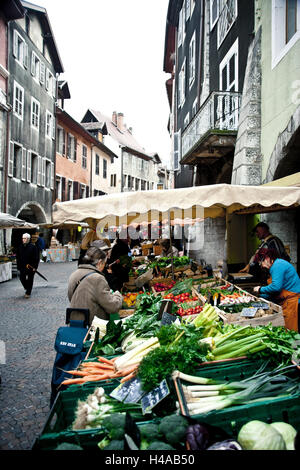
<box><xmin>0</xmin><ymin>262</ymin><xmax>12</xmax><ymax>283</ymax></box>
<box><xmin>47</xmin><ymin>247</ymin><xmax>68</xmax><ymax>263</ymax></box>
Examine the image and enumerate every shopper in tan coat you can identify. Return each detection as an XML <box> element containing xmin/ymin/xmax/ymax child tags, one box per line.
<box><xmin>68</xmin><ymin>246</ymin><xmax>123</xmax><ymax>325</ymax></box>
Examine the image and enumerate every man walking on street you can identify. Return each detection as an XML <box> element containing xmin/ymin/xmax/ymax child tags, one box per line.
<box><xmin>16</xmin><ymin>233</ymin><xmax>40</xmax><ymax>298</ymax></box>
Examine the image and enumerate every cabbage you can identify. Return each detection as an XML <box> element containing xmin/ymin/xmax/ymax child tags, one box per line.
<box><xmin>270</xmin><ymin>422</ymin><xmax>297</xmax><ymax>450</ymax></box>
<box><xmin>238</xmin><ymin>420</ymin><xmax>286</xmax><ymax>450</ymax></box>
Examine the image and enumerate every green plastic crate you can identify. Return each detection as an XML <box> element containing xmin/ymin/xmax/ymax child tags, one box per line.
<box><xmin>174</xmin><ymin>359</ymin><xmax>300</xmax><ymax>439</ymax></box>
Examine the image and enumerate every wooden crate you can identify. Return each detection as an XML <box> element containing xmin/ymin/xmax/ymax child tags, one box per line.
<box><xmin>153</xmin><ymin>245</ymin><xmax>162</xmax><ymax>256</ymax></box>
<box><xmin>119</xmin><ymin>309</ymin><xmax>135</xmax><ymax>318</ymax></box>
<box><xmin>216</xmin><ymin>307</ymin><xmax>285</xmax><ymax>327</ymax></box>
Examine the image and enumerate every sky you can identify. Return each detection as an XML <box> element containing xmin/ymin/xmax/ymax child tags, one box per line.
<box><xmin>35</xmin><ymin>0</ymin><xmax>172</xmax><ymax>166</ymax></box>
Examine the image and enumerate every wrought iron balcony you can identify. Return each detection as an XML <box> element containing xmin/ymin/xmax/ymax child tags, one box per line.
<box><xmin>181</xmin><ymin>90</ymin><xmax>241</xmax><ymax>165</ymax></box>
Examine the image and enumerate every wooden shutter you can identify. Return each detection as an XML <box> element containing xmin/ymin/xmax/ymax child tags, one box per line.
<box><xmin>50</xmin><ymin>161</ymin><xmax>54</xmax><ymax>190</ymax></box>
<box><xmin>42</xmin><ymin>158</ymin><xmax>46</xmax><ymax>186</ymax></box>
<box><xmin>13</xmin><ymin>30</ymin><xmax>18</xmax><ymax>57</ymax></box>
<box><xmin>61</xmin><ymin>177</ymin><xmax>66</xmax><ymax>201</ymax></box>
<box><xmin>37</xmin><ymin>155</ymin><xmax>42</xmax><ymax>185</ymax></box>
<box><xmin>8</xmin><ymin>142</ymin><xmax>14</xmax><ymax>177</ymax></box>
<box><xmin>31</xmin><ymin>51</ymin><xmax>35</xmax><ymax>75</ymax></box>
<box><xmin>62</xmin><ymin>129</ymin><xmax>66</xmax><ymax>156</ymax></box>
<box><xmin>27</xmin><ymin>151</ymin><xmax>32</xmax><ymax>182</ymax></box>
<box><xmin>40</xmin><ymin>62</ymin><xmax>45</xmax><ymax>84</ymax></box>
<box><xmin>45</xmin><ymin>69</ymin><xmax>49</xmax><ymax>90</ymax></box>
<box><xmin>23</xmin><ymin>43</ymin><xmax>28</xmax><ymax>69</ymax></box>
<box><xmin>67</xmin><ymin>133</ymin><xmax>71</xmax><ymax>158</ymax></box>
<box><xmin>73</xmin><ymin>181</ymin><xmax>79</xmax><ymax>200</ymax></box>
<box><xmin>21</xmin><ymin>148</ymin><xmax>27</xmax><ymax>181</ymax></box>
<box><xmin>74</xmin><ymin>138</ymin><xmax>77</xmax><ymax>162</ymax></box>
<box><xmin>52</xmin><ymin>76</ymin><xmax>56</xmax><ymax>98</ymax></box>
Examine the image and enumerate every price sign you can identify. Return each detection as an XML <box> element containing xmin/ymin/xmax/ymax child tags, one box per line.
<box><xmin>141</xmin><ymin>379</ymin><xmax>170</xmax><ymax>414</ymax></box>
<box><xmin>240</xmin><ymin>307</ymin><xmax>258</xmax><ymax>318</ymax></box>
<box><xmin>110</xmin><ymin>377</ymin><xmax>144</xmax><ymax>402</ymax></box>
<box><xmin>161</xmin><ymin>311</ymin><xmax>177</xmax><ymax>325</ymax></box>
<box><xmin>251</xmin><ymin>302</ymin><xmax>269</xmax><ymax>310</ymax></box>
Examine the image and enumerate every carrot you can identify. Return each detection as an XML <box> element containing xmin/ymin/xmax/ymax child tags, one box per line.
<box><xmin>61</xmin><ymin>378</ymin><xmax>86</xmax><ymax>385</ymax></box>
<box><xmin>61</xmin><ymin>370</ymin><xmax>89</xmax><ymax>377</ymax></box>
<box><xmin>97</xmin><ymin>356</ymin><xmax>114</xmax><ymax>365</ymax></box>
<box><xmin>81</xmin><ymin>362</ymin><xmax>114</xmax><ymax>370</ymax></box>
<box><xmin>120</xmin><ymin>371</ymin><xmax>136</xmax><ymax>383</ymax></box>
<box><xmin>117</xmin><ymin>365</ymin><xmax>138</xmax><ymax>376</ymax></box>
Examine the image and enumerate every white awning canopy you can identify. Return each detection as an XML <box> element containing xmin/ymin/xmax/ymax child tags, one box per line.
<box><xmin>0</xmin><ymin>212</ymin><xmax>38</xmax><ymax>230</ymax></box>
<box><xmin>52</xmin><ymin>183</ymin><xmax>300</xmax><ymax>229</ymax></box>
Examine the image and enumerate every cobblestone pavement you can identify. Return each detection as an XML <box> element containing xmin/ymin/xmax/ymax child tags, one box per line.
<box><xmin>0</xmin><ymin>261</ymin><xmax>77</xmax><ymax>450</ymax></box>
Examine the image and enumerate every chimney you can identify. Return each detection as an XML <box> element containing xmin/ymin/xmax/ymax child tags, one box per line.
<box><xmin>117</xmin><ymin>112</ymin><xmax>124</xmax><ymax>131</ymax></box>
<box><xmin>112</xmin><ymin>111</ymin><xmax>117</xmax><ymax>126</ymax></box>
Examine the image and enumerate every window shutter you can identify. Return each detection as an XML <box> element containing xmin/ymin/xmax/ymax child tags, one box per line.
<box><xmin>52</xmin><ymin>115</ymin><xmax>55</xmax><ymax>139</ymax></box>
<box><xmin>50</xmin><ymin>161</ymin><xmax>54</xmax><ymax>190</ymax></box>
<box><xmin>42</xmin><ymin>158</ymin><xmax>46</xmax><ymax>186</ymax></box>
<box><xmin>37</xmin><ymin>155</ymin><xmax>42</xmax><ymax>185</ymax></box>
<box><xmin>13</xmin><ymin>30</ymin><xmax>18</xmax><ymax>57</ymax></box>
<box><xmin>74</xmin><ymin>138</ymin><xmax>77</xmax><ymax>162</ymax></box>
<box><xmin>62</xmin><ymin>129</ymin><xmax>66</xmax><ymax>155</ymax></box>
<box><xmin>27</xmin><ymin>151</ymin><xmax>32</xmax><ymax>182</ymax></box>
<box><xmin>21</xmin><ymin>148</ymin><xmax>27</xmax><ymax>181</ymax></box>
<box><xmin>8</xmin><ymin>142</ymin><xmax>14</xmax><ymax>177</ymax></box>
<box><xmin>45</xmin><ymin>69</ymin><xmax>49</xmax><ymax>90</ymax></box>
<box><xmin>31</xmin><ymin>51</ymin><xmax>35</xmax><ymax>75</ymax></box>
<box><xmin>40</xmin><ymin>62</ymin><xmax>45</xmax><ymax>84</ymax></box>
<box><xmin>61</xmin><ymin>177</ymin><xmax>66</xmax><ymax>201</ymax></box>
<box><xmin>23</xmin><ymin>43</ymin><xmax>28</xmax><ymax>69</ymax></box>
<box><xmin>52</xmin><ymin>76</ymin><xmax>56</xmax><ymax>98</ymax></box>
<box><xmin>73</xmin><ymin>181</ymin><xmax>79</xmax><ymax>200</ymax></box>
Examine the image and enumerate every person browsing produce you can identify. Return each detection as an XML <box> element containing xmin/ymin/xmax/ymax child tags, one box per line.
<box><xmin>239</xmin><ymin>222</ymin><xmax>290</xmax><ymax>280</ymax></box>
<box><xmin>68</xmin><ymin>246</ymin><xmax>123</xmax><ymax>325</ymax></box>
<box><xmin>253</xmin><ymin>248</ymin><xmax>300</xmax><ymax>331</ymax></box>
<box><xmin>159</xmin><ymin>239</ymin><xmax>179</xmax><ymax>257</ymax></box>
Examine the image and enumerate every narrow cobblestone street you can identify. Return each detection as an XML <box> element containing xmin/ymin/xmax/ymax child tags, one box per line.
<box><xmin>0</xmin><ymin>261</ymin><xmax>76</xmax><ymax>450</ymax></box>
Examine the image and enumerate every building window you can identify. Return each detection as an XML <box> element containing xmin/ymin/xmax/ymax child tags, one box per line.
<box><xmin>31</xmin><ymin>98</ymin><xmax>40</xmax><ymax>130</ymax></box>
<box><xmin>67</xmin><ymin>179</ymin><xmax>73</xmax><ymax>200</ymax></box>
<box><xmin>103</xmin><ymin>159</ymin><xmax>107</xmax><ymax>178</ymax></box>
<box><xmin>272</xmin><ymin>0</ymin><xmax>300</xmax><ymax>68</ymax></box>
<box><xmin>80</xmin><ymin>184</ymin><xmax>86</xmax><ymax>198</ymax></box>
<box><xmin>57</xmin><ymin>127</ymin><xmax>66</xmax><ymax>155</ymax></box>
<box><xmin>189</xmin><ymin>32</ymin><xmax>196</xmax><ymax>87</ymax></box>
<box><xmin>186</xmin><ymin>0</ymin><xmax>191</xmax><ymax>20</ymax></box>
<box><xmin>95</xmin><ymin>154</ymin><xmax>100</xmax><ymax>175</ymax></box>
<box><xmin>218</xmin><ymin>0</ymin><xmax>238</xmax><ymax>48</ymax></box>
<box><xmin>178</xmin><ymin>60</ymin><xmax>186</xmax><ymax>107</ymax></box>
<box><xmin>31</xmin><ymin>51</ymin><xmax>40</xmax><ymax>83</ymax></box>
<box><xmin>46</xmin><ymin>111</ymin><xmax>55</xmax><ymax>139</ymax></box>
<box><xmin>135</xmin><ymin>178</ymin><xmax>140</xmax><ymax>190</ymax></box>
<box><xmin>13</xmin><ymin>81</ymin><xmax>24</xmax><ymax>120</ymax></box>
<box><xmin>13</xmin><ymin>30</ymin><xmax>28</xmax><ymax>68</ymax></box>
<box><xmin>12</xmin><ymin>144</ymin><xmax>22</xmax><ymax>179</ymax></box>
<box><xmin>110</xmin><ymin>174</ymin><xmax>116</xmax><ymax>187</ymax></box>
<box><xmin>45</xmin><ymin>160</ymin><xmax>51</xmax><ymax>187</ymax></box>
<box><xmin>210</xmin><ymin>0</ymin><xmax>220</xmax><ymax>30</ymax></box>
<box><xmin>219</xmin><ymin>38</ymin><xmax>238</xmax><ymax>91</ymax></box>
<box><xmin>46</xmin><ymin>68</ymin><xmax>56</xmax><ymax>97</ymax></box>
<box><xmin>67</xmin><ymin>134</ymin><xmax>77</xmax><ymax>161</ymax></box>
<box><xmin>173</xmin><ymin>130</ymin><xmax>181</xmax><ymax>171</ymax></box>
<box><xmin>31</xmin><ymin>152</ymin><xmax>39</xmax><ymax>185</ymax></box>
<box><xmin>141</xmin><ymin>180</ymin><xmax>146</xmax><ymax>190</ymax></box>
<box><xmin>56</xmin><ymin>176</ymin><xmax>62</xmax><ymax>200</ymax></box>
<box><xmin>184</xmin><ymin>113</ymin><xmax>190</xmax><ymax>129</ymax></box>
<box><xmin>82</xmin><ymin>145</ymin><xmax>87</xmax><ymax>169</ymax></box>
<box><xmin>192</xmin><ymin>97</ymin><xmax>198</xmax><ymax>118</ymax></box>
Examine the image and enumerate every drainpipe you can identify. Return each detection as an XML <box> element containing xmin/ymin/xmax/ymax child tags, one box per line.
<box><xmin>3</xmin><ymin>105</ymin><xmax>11</xmax><ymax>213</ymax></box>
<box><xmin>197</xmin><ymin>0</ymin><xmax>205</xmax><ymax>105</ymax></box>
<box><xmin>90</xmin><ymin>144</ymin><xmax>94</xmax><ymax>197</ymax></box>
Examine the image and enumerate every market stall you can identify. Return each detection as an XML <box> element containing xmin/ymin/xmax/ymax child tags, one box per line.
<box><xmin>0</xmin><ymin>212</ymin><xmax>38</xmax><ymax>282</ymax></box>
<box><xmin>33</xmin><ymin>185</ymin><xmax>300</xmax><ymax>451</ymax></box>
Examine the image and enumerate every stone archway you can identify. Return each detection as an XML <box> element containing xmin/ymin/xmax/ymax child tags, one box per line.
<box><xmin>264</xmin><ymin>106</ymin><xmax>300</xmax><ymax>182</ymax></box>
<box><xmin>16</xmin><ymin>201</ymin><xmax>48</xmax><ymax>225</ymax></box>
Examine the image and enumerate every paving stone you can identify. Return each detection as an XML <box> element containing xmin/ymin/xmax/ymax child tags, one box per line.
<box><xmin>0</xmin><ymin>261</ymin><xmax>75</xmax><ymax>450</ymax></box>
